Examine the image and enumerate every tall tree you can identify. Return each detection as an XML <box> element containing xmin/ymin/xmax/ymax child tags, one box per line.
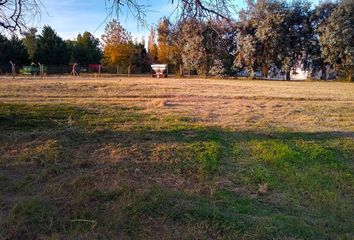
<box><xmin>157</xmin><ymin>17</ymin><xmax>172</xmax><ymax>64</ymax></box>
<box><xmin>279</xmin><ymin>0</ymin><xmax>313</xmax><ymax>80</ymax></box>
<box><xmin>33</xmin><ymin>26</ymin><xmax>69</xmax><ymax>65</ymax></box>
<box><xmin>308</xmin><ymin>1</ymin><xmax>338</xmax><ymax>79</ymax></box>
<box><xmin>102</xmin><ymin>20</ymin><xmax>135</xmax><ymax>70</ymax></box>
<box><xmin>0</xmin><ymin>34</ymin><xmax>28</xmax><ymax>66</ymax></box>
<box><xmin>22</xmin><ymin>28</ymin><xmax>38</xmax><ymax>61</ymax></box>
<box><xmin>148</xmin><ymin>26</ymin><xmax>158</xmax><ymax>63</ymax></box>
<box><xmin>318</xmin><ymin>0</ymin><xmax>353</xmax><ymax>81</ymax></box>
<box><xmin>203</xmin><ymin>19</ymin><xmax>236</xmax><ymax>76</ymax></box>
<box><xmin>168</xmin><ymin>23</ymin><xmax>184</xmax><ymax>75</ymax></box>
<box><xmin>235</xmin><ymin>0</ymin><xmax>287</xmax><ymax>78</ymax></box>
<box><xmin>234</xmin><ymin>33</ymin><xmax>257</xmax><ymax>77</ymax></box>
<box><xmin>71</xmin><ymin>32</ymin><xmax>102</xmax><ymax>65</ymax></box>
<box><xmin>180</xmin><ymin>19</ymin><xmax>207</xmax><ymax>75</ymax></box>
<box><xmin>8</xmin><ymin>35</ymin><xmax>28</xmax><ymax>64</ymax></box>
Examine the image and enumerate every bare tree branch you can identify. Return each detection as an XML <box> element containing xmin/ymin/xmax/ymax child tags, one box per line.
<box><xmin>0</xmin><ymin>0</ymin><xmax>42</xmax><ymax>33</ymax></box>
<box><xmin>1</xmin><ymin>0</ymin><xmax>237</xmax><ymax>33</ymax></box>
<box><xmin>106</xmin><ymin>0</ymin><xmax>237</xmax><ymax>25</ymax></box>
<box><xmin>171</xmin><ymin>0</ymin><xmax>237</xmax><ymax>20</ymax></box>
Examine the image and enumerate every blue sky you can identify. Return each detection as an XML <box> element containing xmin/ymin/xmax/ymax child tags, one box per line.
<box><xmin>37</xmin><ymin>0</ymin><xmax>180</xmax><ymax>40</ymax></box>
<box><xmin>36</xmin><ymin>0</ymin><xmax>243</xmax><ymax>40</ymax></box>
<box><xmin>35</xmin><ymin>0</ymin><xmax>319</xmax><ymax>41</ymax></box>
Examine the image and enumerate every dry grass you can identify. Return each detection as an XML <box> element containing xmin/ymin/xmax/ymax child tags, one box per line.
<box><xmin>0</xmin><ymin>76</ymin><xmax>353</xmax><ymax>132</ymax></box>
<box><xmin>0</xmin><ymin>76</ymin><xmax>353</xmax><ymax>239</ymax></box>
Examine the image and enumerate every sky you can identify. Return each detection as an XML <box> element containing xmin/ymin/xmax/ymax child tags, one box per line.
<box><xmin>34</xmin><ymin>0</ymin><xmax>319</xmax><ymax>41</ymax></box>
<box><xmin>35</xmin><ymin>0</ymin><xmax>243</xmax><ymax>41</ymax></box>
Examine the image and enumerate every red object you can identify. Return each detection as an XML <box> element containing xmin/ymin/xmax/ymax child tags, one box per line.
<box><xmin>88</xmin><ymin>64</ymin><xmax>102</xmax><ymax>72</ymax></box>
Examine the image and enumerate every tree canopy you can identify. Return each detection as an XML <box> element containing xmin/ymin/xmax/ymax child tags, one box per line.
<box><xmin>33</xmin><ymin>26</ymin><xmax>69</xmax><ymax>65</ymax></box>
<box><xmin>102</xmin><ymin>20</ymin><xmax>136</xmax><ymax>69</ymax></box>
<box><xmin>70</xmin><ymin>32</ymin><xmax>102</xmax><ymax>65</ymax></box>
<box><xmin>318</xmin><ymin>0</ymin><xmax>354</xmax><ymax>81</ymax></box>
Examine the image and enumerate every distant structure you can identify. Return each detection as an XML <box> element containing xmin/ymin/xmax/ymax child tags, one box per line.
<box><xmin>151</xmin><ymin>64</ymin><xmax>168</xmax><ymax>78</ymax></box>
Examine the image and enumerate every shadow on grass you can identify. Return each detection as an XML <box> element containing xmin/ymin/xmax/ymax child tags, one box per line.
<box><xmin>0</xmin><ymin>103</ymin><xmax>353</xmax><ymax>239</ymax></box>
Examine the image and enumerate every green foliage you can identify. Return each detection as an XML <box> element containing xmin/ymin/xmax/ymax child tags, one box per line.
<box><xmin>22</xmin><ymin>28</ymin><xmax>38</xmax><ymax>61</ymax></box>
<box><xmin>0</xmin><ymin>102</ymin><xmax>353</xmax><ymax>239</ymax></box>
<box><xmin>235</xmin><ymin>0</ymin><xmax>286</xmax><ymax>78</ymax></box>
<box><xmin>0</xmin><ymin>199</ymin><xmax>58</xmax><ymax>238</ymax></box>
<box><xmin>0</xmin><ymin>34</ymin><xmax>28</xmax><ymax>66</ymax></box>
<box><xmin>319</xmin><ymin>0</ymin><xmax>354</xmax><ymax>81</ymax></box>
<box><xmin>234</xmin><ymin>33</ymin><xmax>257</xmax><ymax>77</ymax></box>
<box><xmin>70</xmin><ymin>32</ymin><xmax>102</xmax><ymax>64</ymax></box>
<box><xmin>175</xmin><ymin>18</ymin><xmax>235</xmax><ymax>76</ymax></box>
<box><xmin>180</xmin><ymin>19</ymin><xmax>207</xmax><ymax>74</ymax></box>
<box><xmin>33</xmin><ymin>25</ymin><xmax>69</xmax><ymax>64</ymax></box>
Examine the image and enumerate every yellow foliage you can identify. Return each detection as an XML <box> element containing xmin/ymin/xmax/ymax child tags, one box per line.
<box><xmin>157</xmin><ymin>43</ymin><xmax>170</xmax><ymax>64</ymax></box>
<box><xmin>103</xmin><ymin>43</ymin><xmax>135</xmax><ymax>67</ymax></box>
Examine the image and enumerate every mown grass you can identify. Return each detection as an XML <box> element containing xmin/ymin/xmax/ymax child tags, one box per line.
<box><xmin>0</xmin><ymin>103</ymin><xmax>353</xmax><ymax>239</ymax></box>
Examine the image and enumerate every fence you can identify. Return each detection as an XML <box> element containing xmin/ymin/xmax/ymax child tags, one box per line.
<box><xmin>0</xmin><ymin>63</ymin><xmax>337</xmax><ymax>80</ymax></box>
<box><xmin>0</xmin><ymin>63</ymin><xmax>155</xmax><ymax>76</ymax></box>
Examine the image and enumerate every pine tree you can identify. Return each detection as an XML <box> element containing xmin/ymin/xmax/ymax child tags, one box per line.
<box><xmin>33</xmin><ymin>26</ymin><xmax>69</xmax><ymax>65</ymax></box>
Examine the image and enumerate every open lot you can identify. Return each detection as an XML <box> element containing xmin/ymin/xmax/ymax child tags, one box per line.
<box><xmin>0</xmin><ymin>77</ymin><xmax>353</xmax><ymax>239</ymax></box>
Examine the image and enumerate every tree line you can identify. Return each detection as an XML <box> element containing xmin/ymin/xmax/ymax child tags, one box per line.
<box><xmin>0</xmin><ymin>0</ymin><xmax>353</xmax><ymax>80</ymax></box>
<box><xmin>0</xmin><ymin>26</ymin><xmax>102</xmax><ymax>68</ymax></box>
<box><xmin>144</xmin><ymin>0</ymin><xmax>352</xmax><ymax>81</ymax></box>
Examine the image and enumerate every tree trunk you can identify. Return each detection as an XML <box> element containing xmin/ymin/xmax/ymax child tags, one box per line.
<box><xmin>10</xmin><ymin>61</ymin><xmax>16</xmax><ymax>79</ymax></box>
<box><xmin>321</xmin><ymin>65</ymin><xmax>327</xmax><ymax>80</ymax></box>
<box><xmin>348</xmin><ymin>68</ymin><xmax>353</xmax><ymax>82</ymax></box>
<box><xmin>285</xmin><ymin>71</ymin><xmax>291</xmax><ymax>81</ymax></box>
<box><xmin>262</xmin><ymin>66</ymin><xmax>269</xmax><ymax>78</ymax></box>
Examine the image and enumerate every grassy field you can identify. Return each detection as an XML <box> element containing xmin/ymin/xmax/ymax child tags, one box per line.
<box><xmin>0</xmin><ymin>77</ymin><xmax>353</xmax><ymax>239</ymax></box>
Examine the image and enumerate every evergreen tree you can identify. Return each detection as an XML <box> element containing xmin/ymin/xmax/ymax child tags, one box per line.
<box><xmin>33</xmin><ymin>26</ymin><xmax>69</xmax><ymax>65</ymax></box>
<box><xmin>0</xmin><ymin>34</ymin><xmax>28</xmax><ymax>66</ymax></box>
<box><xmin>71</xmin><ymin>32</ymin><xmax>102</xmax><ymax>65</ymax></box>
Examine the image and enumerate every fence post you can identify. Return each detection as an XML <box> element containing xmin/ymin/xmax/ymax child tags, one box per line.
<box><xmin>10</xmin><ymin>61</ymin><xmax>16</xmax><ymax>79</ymax></box>
<box><xmin>38</xmin><ymin>62</ymin><xmax>44</xmax><ymax>79</ymax></box>
<box><xmin>98</xmin><ymin>65</ymin><xmax>101</xmax><ymax>77</ymax></box>
<box><xmin>71</xmin><ymin>63</ymin><xmax>79</xmax><ymax>76</ymax></box>
<box><xmin>116</xmin><ymin>65</ymin><xmax>119</xmax><ymax>76</ymax></box>
<box><xmin>128</xmin><ymin>65</ymin><xmax>131</xmax><ymax>77</ymax></box>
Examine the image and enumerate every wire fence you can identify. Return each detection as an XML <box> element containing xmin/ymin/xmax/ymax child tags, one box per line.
<box><xmin>0</xmin><ymin>63</ymin><xmax>157</xmax><ymax>78</ymax></box>
<box><xmin>0</xmin><ymin>63</ymin><xmax>336</xmax><ymax>80</ymax></box>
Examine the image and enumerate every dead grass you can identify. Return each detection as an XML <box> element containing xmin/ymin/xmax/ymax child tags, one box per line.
<box><xmin>0</xmin><ymin>76</ymin><xmax>353</xmax><ymax>132</ymax></box>
<box><xmin>0</xmin><ymin>76</ymin><xmax>353</xmax><ymax>239</ymax></box>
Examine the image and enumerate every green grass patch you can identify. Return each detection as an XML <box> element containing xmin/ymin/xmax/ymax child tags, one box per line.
<box><xmin>0</xmin><ymin>102</ymin><xmax>353</xmax><ymax>239</ymax></box>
